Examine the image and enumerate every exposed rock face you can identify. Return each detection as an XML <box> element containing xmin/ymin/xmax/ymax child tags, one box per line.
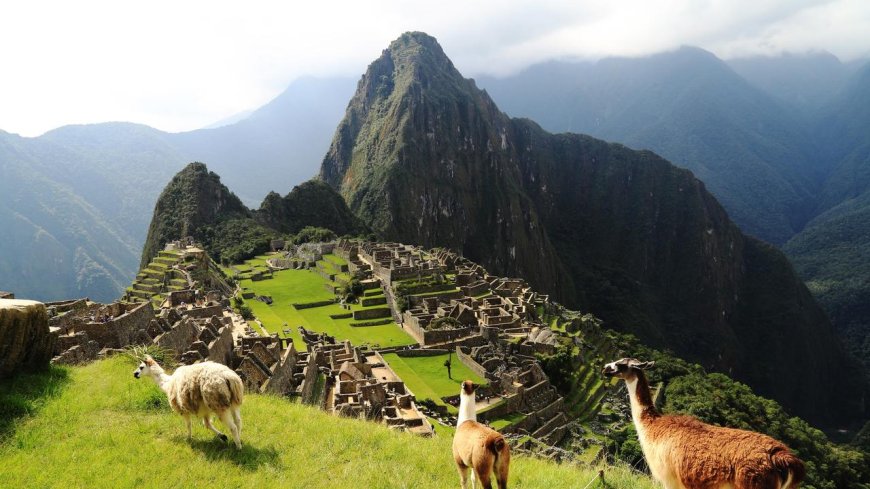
<box><xmin>0</xmin><ymin>299</ymin><xmax>54</xmax><ymax>377</ymax></box>
<box><xmin>319</xmin><ymin>32</ymin><xmax>865</xmax><ymax>426</ymax></box>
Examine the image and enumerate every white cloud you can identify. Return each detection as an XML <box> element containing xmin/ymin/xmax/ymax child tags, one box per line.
<box><xmin>0</xmin><ymin>0</ymin><xmax>867</xmax><ymax>136</ymax></box>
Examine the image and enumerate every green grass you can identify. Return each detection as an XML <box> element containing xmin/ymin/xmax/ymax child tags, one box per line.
<box><xmin>240</xmin><ymin>267</ymin><xmax>415</xmax><ymax>349</ymax></box>
<box><xmin>0</xmin><ymin>358</ymin><xmax>656</xmax><ymax>488</ymax></box>
<box><xmin>489</xmin><ymin>411</ymin><xmax>528</xmax><ymax>431</ymax></box>
<box><xmin>381</xmin><ymin>353</ymin><xmax>485</xmax><ymax>414</ymax></box>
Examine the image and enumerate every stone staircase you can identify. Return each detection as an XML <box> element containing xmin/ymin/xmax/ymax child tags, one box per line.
<box><xmin>125</xmin><ymin>250</ymin><xmax>187</xmax><ymax>305</ymax></box>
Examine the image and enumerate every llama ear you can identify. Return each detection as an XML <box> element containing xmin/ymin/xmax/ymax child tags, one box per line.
<box><xmin>636</xmin><ymin>361</ymin><xmax>656</xmax><ymax>370</ymax></box>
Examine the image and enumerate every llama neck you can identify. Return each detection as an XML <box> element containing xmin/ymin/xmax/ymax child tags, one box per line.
<box><xmin>457</xmin><ymin>392</ymin><xmax>477</xmax><ymax>426</ymax></box>
<box><xmin>150</xmin><ymin>370</ymin><xmax>172</xmax><ymax>394</ymax></box>
<box><xmin>625</xmin><ymin>370</ymin><xmax>659</xmax><ymax>428</ymax></box>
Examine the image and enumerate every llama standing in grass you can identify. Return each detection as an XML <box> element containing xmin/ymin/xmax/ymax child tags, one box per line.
<box><xmin>452</xmin><ymin>380</ymin><xmax>510</xmax><ymax>489</ymax></box>
<box><xmin>603</xmin><ymin>358</ymin><xmax>805</xmax><ymax>489</ymax></box>
<box><xmin>133</xmin><ymin>355</ymin><xmax>244</xmax><ymax>448</ymax></box>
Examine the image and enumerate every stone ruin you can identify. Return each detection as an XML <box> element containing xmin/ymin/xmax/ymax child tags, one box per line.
<box><xmin>295</xmin><ymin>329</ymin><xmax>434</xmax><ymax>436</ymax></box>
<box><xmin>234</xmin><ymin>334</ymin><xmax>300</xmax><ymax>396</ymax></box>
<box><xmin>453</xmin><ymin>342</ymin><xmax>571</xmax><ymax>445</ymax></box>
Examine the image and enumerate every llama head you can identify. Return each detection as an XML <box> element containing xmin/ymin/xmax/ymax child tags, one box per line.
<box><xmin>602</xmin><ymin>358</ymin><xmax>655</xmax><ymax>379</ymax></box>
<box><xmin>460</xmin><ymin>380</ymin><xmax>480</xmax><ymax>397</ymax></box>
<box><xmin>133</xmin><ymin>355</ymin><xmax>159</xmax><ymax>379</ymax></box>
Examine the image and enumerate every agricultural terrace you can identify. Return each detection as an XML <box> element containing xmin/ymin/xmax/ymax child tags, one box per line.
<box><xmin>228</xmin><ymin>253</ymin><xmax>416</xmax><ymax>349</ymax></box>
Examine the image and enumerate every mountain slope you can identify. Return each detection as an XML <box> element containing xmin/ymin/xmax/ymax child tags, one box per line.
<box><xmin>139</xmin><ymin>162</ymin><xmax>250</xmax><ymax>267</ymax></box>
<box><xmin>477</xmin><ymin>48</ymin><xmax>821</xmax><ymax>245</ymax></box>
<box><xmin>727</xmin><ymin>52</ymin><xmax>857</xmax><ymax>112</ymax></box>
<box><xmin>0</xmin><ymin>77</ymin><xmax>353</xmax><ymax>302</ymax></box>
<box><xmin>784</xmin><ymin>64</ymin><xmax>870</xmax><ymax>376</ymax></box>
<box><xmin>319</xmin><ymin>32</ymin><xmax>864</xmax><ymax>426</ymax></box>
<box><xmin>0</xmin><ymin>128</ymin><xmax>170</xmax><ymax>301</ymax></box>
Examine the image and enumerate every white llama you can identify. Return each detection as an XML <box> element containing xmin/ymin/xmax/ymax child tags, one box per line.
<box><xmin>134</xmin><ymin>355</ymin><xmax>244</xmax><ymax>448</ymax></box>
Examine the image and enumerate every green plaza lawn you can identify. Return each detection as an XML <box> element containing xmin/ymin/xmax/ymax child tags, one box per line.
<box><xmin>239</xmin><ymin>266</ymin><xmax>415</xmax><ymax>349</ymax></box>
<box><xmin>381</xmin><ymin>353</ymin><xmax>485</xmax><ymax>413</ymax></box>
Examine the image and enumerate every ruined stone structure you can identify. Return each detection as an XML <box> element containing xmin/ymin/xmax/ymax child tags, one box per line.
<box><xmin>296</xmin><ymin>329</ymin><xmax>434</xmax><ymax>436</ymax></box>
<box><xmin>234</xmin><ymin>335</ymin><xmax>300</xmax><ymax>396</ymax></box>
<box><xmin>454</xmin><ymin>344</ymin><xmax>570</xmax><ymax>445</ymax></box>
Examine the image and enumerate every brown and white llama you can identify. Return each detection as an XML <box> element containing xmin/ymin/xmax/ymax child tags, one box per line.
<box><xmin>452</xmin><ymin>380</ymin><xmax>511</xmax><ymax>489</ymax></box>
<box><xmin>603</xmin><ymin>358</ymin><xmax>805</xmax><ymax>489</ymax></box>
<box><xmin>134</xmin><ymin>355</ymin><xmax>244</xmax><ymax>448</ymax></box>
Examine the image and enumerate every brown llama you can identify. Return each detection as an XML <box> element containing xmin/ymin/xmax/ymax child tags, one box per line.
<box><xmin>603</xmin><ymin>358</ymin><xmax>805</xmax><ymax>489</ymax></box>
<box><xmin>452</xmin><ymin>380</ymin><xmax>510</xmax><ymax>489</ymax></box>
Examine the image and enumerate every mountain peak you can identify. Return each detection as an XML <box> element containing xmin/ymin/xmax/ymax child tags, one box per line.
<box><xmin>140</xmin><ymin>162</ymin><xmax>248</xmax><ymax>267</ymax></box>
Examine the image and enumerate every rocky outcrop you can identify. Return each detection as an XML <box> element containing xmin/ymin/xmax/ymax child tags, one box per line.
<box><xmin>0</xmin><ymin>299</ymin><xmax>54</xmax><ymax>377</ymax></box>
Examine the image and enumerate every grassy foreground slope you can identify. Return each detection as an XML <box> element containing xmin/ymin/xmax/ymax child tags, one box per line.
<box><xmin>0</xmin><ymin>357</ymin><xmax>655</xmax><ymax>489</ymax></box>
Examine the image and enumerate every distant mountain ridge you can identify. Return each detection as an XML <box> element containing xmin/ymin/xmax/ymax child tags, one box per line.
<box><xmin>476</xmin><ymin>47</ymin><xmax>824</xmax><ymax>245</ymax></box>
<box><xmin>318</xmin><ymin>32</ymin><xmax>866</xmax><ymax>427</ymax></box>
<box><xmin>0</xmin><ymin>77</ymin><xmax>355</xmax><ymax>302</ymax></box>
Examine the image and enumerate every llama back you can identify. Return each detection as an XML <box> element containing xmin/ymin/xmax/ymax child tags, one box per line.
<box><xmin>166</xmin><ymin>362</ymin><xmax>243</xmax><ymax>415</ymax></box>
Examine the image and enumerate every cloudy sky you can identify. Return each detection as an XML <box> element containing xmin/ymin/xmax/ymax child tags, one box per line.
<box><xmin>2</xmin><ymin>0</ymin><xmax>868</xmax><ymax>137</ymax></box>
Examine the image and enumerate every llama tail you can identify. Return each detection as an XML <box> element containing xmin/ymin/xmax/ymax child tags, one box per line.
<box><xmin>224</xmin><ymin>371</ymin><xmax>244</xmax><ymax>406</ymax></box>
<box><xmin>486</xmin><ymin>433</ymin><xmax>510</xmax><ymax>488</ymax></box>
<box><xmin>771</xmin><ymin>448</ymin><xmax>805</xmax><ymax>489</ymax></box>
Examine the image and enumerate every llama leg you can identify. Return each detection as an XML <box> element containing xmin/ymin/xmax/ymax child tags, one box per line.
<box><xmin>474</xmin><ymin>466</ymin><xmax>493</xmax><ymax>489</ymax></box>
<box><xmin>232</xmin><ymin>407</ymin><xmax>242</xmax><ymax>438</ymax></box>
<box><xmin>218</xmin><ymin>410</ymin><xmax>241</xmax><ymax>449</ymax></box>
<box><xmin>494</xmin><ymin>451</ymin><xmax>510</xmax><ymax>489</ymax></box>
<box><xmin>456</xmin><ymin>463</ymin><xmax>470</xmax><ymax>489</ymax></box>
<box><xmin>203</xmin><ymin>415</ymin><xmax>228</xmax><ymax>442</ymax></box>
<box><xmin>183</xmin><ymin>414</ymin><xmax>192</xmax><ymax>440</ymax></box>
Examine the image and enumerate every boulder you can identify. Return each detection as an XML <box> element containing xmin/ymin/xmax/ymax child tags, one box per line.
<box><xmin>0</xmin><ymin>299</ymin><xmax>54</xmax><ymax>377</ymax></box>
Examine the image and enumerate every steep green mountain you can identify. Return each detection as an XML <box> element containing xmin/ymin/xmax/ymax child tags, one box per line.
<box><xmin>476</xmin><ymin>48</ymin><xmax>821</xmax><ymax>245</ymax></box>
<box><xmin>139</xmin><ymin>162</ymin><xmax>250</xmax><ymax>266</ymax></box>
<box><xmin>784</xmin><ymin>65</ymin><xmax>870</xmax><ymax>376</ymax></box>
<box><xmin>140</xmin><ymin>163</ymin><xmax>365</xmax><ymax>266</ymax></box>
<box><xmin>319</xmin><ymin>32</ymin><xmax>865</xmax><ymax>426</ymax></box>
<box><xmin>0</xmin><ymin>77</ymin><xmax>353</xmax><ymax>302</ymax></box>
<box><xmin>255</xmin><ymin>180</ymin><xmax>365</xmax><ymax>235</ymax></box>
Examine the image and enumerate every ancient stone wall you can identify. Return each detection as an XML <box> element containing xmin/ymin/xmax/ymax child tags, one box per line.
<box><xmin>181</xmin><ymin>304</ymin><xmax>223</xmax><ymax>319</ymax></box>
<box><xmin>352</xmin><ymin>307</ymin><xmax>391</xmax><ymax>320</ymax></box>
<box><xmin>155</xmin><ymin>317</ymin><xmax>201</xmax><ymax>354</ymax></box>
<box><xmin>456</xmin><ymin>346</ymin><xmax>490</xmax><ymax>380</ymax></box>
<box><xmin>72</xmin><ymin>301</ymin><xmax>154</xmax><ymax>349</ymax></box>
